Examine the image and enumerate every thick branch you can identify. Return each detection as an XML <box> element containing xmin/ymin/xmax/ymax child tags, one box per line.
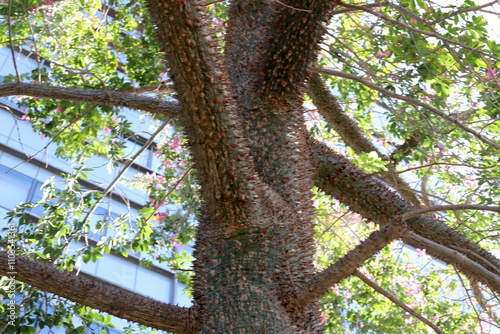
<box><xmin>354</xmin><ymin>270</ymin><xmax>444</xmax><ymax>334</ymax></box>
<box><xmin>299</xmin><ymin>218</ymin><xmax>407</xmax><ymax>306</ymax></box>
<box><xmin>147</xmin><ymin>0</ymin><xmax>256</xmax><ymax>222</ymax></box>
<box><xmin>226</xmin><ymin>0</ymin><xmax>336</xmax><ymax>100</ymax></box>
<box><xmin>0</xmin><ymin>251</ymin><xmax>196</xmax><ymax>333</ymax></box>
<box><xmin>307</xmin><ymin>73</ymin><xmax>423</xmax><ymax>207</ymax></box>
<box><xmin>313</xmin><ymin>67</ymin><xmax>500</xmax><ymax>150</ymax></box>
<box><xmin>307</xmin><ymin>136</ymin><xmax>500</xmax><ymax>285</ymax></box>
<box><xmin>0</xmin><ymin>83</ymin><xmax>180</xmax><ymax>117</ymax></box>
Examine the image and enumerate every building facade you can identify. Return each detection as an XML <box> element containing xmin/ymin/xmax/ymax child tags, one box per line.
<box><xmin>0</xmin><ymin>47</ymin><xmax>192</xmax><ymax>333</ymax></box>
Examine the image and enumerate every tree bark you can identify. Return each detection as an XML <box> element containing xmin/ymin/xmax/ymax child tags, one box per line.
<box><xmin>308</xmin><ymin>136</ymin><xmax>500</xmax><ymax>289</ymax></box>
<box><xmin>299</xmin><ymin>218</ymin><xmax>407</xmax><ymax>306</ymax></box>
<box><xmin>0</xmin><ymin>83</ymin><xmax>180</xmax><ymax>117</ymax></box>
<box><xmin>0</xmin><ymin>251</ymin><xmax>195</xmax><ymax>333</ymax></box>
<box><xmin>307</xmin><ymin>72</ymin><xmax>423</xmax><ymax>207</ymax></box>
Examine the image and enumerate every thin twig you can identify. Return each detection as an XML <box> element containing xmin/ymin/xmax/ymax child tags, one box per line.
<box><xmin>273</xmin><ymin>0</ymin><xmax>312</xmax><ymax>12</ymax></box>
<box><xmin>313</xmin><ymin>67</ymin><xmax>500</xmax><ymax>150</ymax></box>
<box><xmin>354</xmin><ymin>270</ymin><xmax>444</xmax><ymax>334</ymax></box>
<box><xmin>7</xmin><ymin>0</ymin><xmax>21</xmax><ymax>82</ymax></box>
<box><xmin>403</xmin><ymin>231</ymin><xmax>500</xmax><ymax>292</ymax></box>
<box><xmin>6</xmin><ymin>104</ymin><xmax>98</xmax><ymax>173</ymax></box>
<box><xmin>430</xmin><ymin>0</ymin><xmax>500</xmax><ymax>25</ymax></box>
<box><xmin>80</xmin><ymin>119</ymin><xmax>171</xmax><ymax>230</ymax></box>
<box><xmin>401</xmin><ymin>205</ymin><xmax>500</xmax><ymax>221</ymax></box>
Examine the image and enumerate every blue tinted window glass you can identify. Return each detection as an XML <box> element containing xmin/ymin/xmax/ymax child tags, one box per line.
<box><xmin>0</xmin><ymin>165</ymin><xmax>35</xmax><ymax>211</ymax></box>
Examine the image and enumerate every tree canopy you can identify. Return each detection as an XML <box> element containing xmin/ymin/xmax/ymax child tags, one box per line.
<box><xmin>0</xmin><ymin>0</ymin><xmax>499</xmax><ymax>333</ymax></box>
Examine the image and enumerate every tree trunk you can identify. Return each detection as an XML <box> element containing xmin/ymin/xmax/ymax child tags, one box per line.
<box><xmin>146</xmin><ymin>0</ymin><xmax>334</xmax><ymax>332</ymax></box>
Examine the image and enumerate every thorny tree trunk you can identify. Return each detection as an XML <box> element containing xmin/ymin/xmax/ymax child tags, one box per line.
<box><xmin>146</xmin><ymin>0</ymin><xmax>500</xmax><ymax>332</ymax></box>
<box><xmin>147</xmin><ymin>0</ymin><xmax>333</xmax><ymax>332</ymax></box>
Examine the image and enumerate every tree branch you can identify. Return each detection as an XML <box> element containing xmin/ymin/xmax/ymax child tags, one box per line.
<box><xmin>307</xmin><ymin>136</ymin><xmax>500</xmax><ymax>286</ymax></box>
<box><xmin>313</xmin><ymin>67</ymin><xmax>500</xmax><ymax>150</ymax></box>
<box><xmin>0</xmin><ymin>83</ymin><xmax>180</xmax><ymax>117</ymax></box>
<box><xmin>307</xmin><ymin>73</ymin><xmax>423</xmax><ymax>207</ymax></box>
<box><xmin>336</xmin><ymin>1</ymin><xmax>500</xmax><ymax>63</ymax></box>
<box><xmin>403</xmin><ymin>232</ymin><xmax>500</xmax><ymax>292</ymax></box>
<box><xmin>146</xmin><ymin>0</ymin><xmax>256</xmax><ymax>222</ymax></box>
<box><xmin>353</xmin><ymin>270</ymin><xmax>444</xmax><ymax>334</ymax></box>
<box><xmin>0</xmin><ymin>251</ymin><xmax>197</xmax><ymax>333</ymax></box>
<box><xmin>401</xmin><ymin>205</ymin><xmax>500</xmax><ymax>221</ymax></box>
<box><xmin>299</xmin><ymin>218</ymin><xmax>407</xmax><ymax>306</ymax></box>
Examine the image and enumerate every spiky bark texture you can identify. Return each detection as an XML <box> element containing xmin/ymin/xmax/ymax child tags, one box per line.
<box><xmin>308</xmin><ymin>137</ymin><xmax>500</xmax><ymax>279</ymax></box>
<box><xmin>307</xmin><ymin>73</ymin><xmax>422</xmax><ymax>207</ymax></box>
<box><xmin>146</xmin><ymin>0</ymin><xmax>335</xmax><ymax>332</ymax></box>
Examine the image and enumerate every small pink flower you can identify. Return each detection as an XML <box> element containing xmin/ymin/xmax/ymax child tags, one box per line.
<box><xmin>417</xmin><ymin>248</ymin><xmax>427</xmax><ymax>257</ymax></box>
<box><xmin>40</xmin><ymin>134</ymin><xmax>46</xmax><ymax>140</ymax></box>
<box><xmin>463</xmin><ymin>175</ymin><xmax>478</xmax><ymax>188</ymax></box>
<box><xmin>55</xmin><ymin>107</ymin><xmax>64</xmax><ymax>113</ymax></box>
<box><xmin>154</xmin><ymin>212</ymin><xmax>168</xmax><ymax>221</ymax></box>
<box><xmin>104</xmin><ymin>127</ymin><xmax>112</xmax><ymax>134</ymax></box>
<box><xmin>376</xmin><ymin>51</ymin><xmax>391</xmax><ymax>57</ymax></box>
<box><xmin>21</xmin><ymin>115</ymin><xmax>31</xmax><ymax>121</ymax></box>
<box><xmin>168</xmin><ymin>137</ymin><xmax>181</xmax><ymax>150</ymax></box>
<box><xmin>486</xmin><ymin>68</ymin><xmax>497</xmax><ymax>78</ymax></box>
<box><xmin>410</xmin><ymin>19</ymin><xmax>417</xmax><ymax>23</ymax></box>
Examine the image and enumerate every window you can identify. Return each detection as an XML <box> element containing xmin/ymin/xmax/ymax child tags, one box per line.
<box><xmin>0</xmin><ymin>165</ymin><xmax>37</xmax><ymax>212</ymax></box>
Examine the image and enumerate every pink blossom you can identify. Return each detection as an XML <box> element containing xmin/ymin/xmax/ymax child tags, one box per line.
<box><xmin>375</xmin><ymin>50</ymin><xmax>391</xmax><ymax>57</ymax></box>
<box><xmin>154</xmin><ymin>211</ymin><xmax>168</xmax><ymax>221</ymax></box>
<box><xmin>463</xmin><ymin>174</ymin><xmax>478</xmax><ymax>188</ymax></box>
<box><xmin>21</xmin><ymin>115</ymin><xmax>31</xmax><ymax>121</ymax></box>
<box><xmin>377</xmin><ymin>137</ymin><xmax>389</xmax><ymax>148</ymax></box>
<box><xmin>486</xmin><ymin>68</ymin><xmax>498</xmax><ymax>78</ymax></box>
<box><xmin>55</xmin><ymin>106</ymin><xmax>65</xmax><ymax>113</ymax></box>
<box><xmin>104</xmin><ymin>127</ymin><xmax>112</xmax><ymax>134</ymax></box>
<box><xmin>168</xmin><ymin>137</ymin><xmax>181</xmax><ymax>150</ymax></box>
<box><xmin>416</xmin><ymin>248</ymin><xmax>427</xmax><ymax>258</ymax></box>
<box><xmin>410</xmin><ymin>19</ymin><xmax>417</xmax><ymax>23</ymax></box>
<box><xmin>39</xmin><ymin>134</ymin><xmax>46</xmax><ymax>140</ymax></box>
<box><xmin>169</xmin><ymin>234</ymin><xmax>185</xmax><ymax>248</ymax></box>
